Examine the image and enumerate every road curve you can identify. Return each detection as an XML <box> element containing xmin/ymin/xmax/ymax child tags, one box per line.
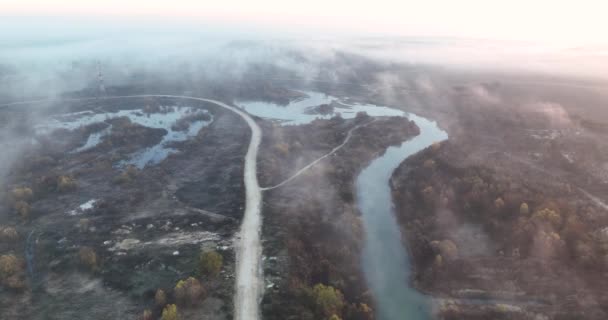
<box><xmin>0</xmin><ymin>95</ymin><xmax>264</xmax><ymax>320</ymax></box>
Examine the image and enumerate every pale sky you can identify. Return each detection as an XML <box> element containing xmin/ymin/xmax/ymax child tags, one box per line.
<box><xmin>2</xmin><ymin>0</ymin><xmax>608</xmax><ymax>45</ymax></box>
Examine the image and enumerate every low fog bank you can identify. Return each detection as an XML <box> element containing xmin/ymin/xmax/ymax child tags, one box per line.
<box><xmin>1</xmin><ymin>18</ymin><xmax>607</xmax><ymax>103</ymax></box>
<box><xmin>2</xmin><ymin>19</ymin><xmax>607</xmax><ymax>197</ymax></box>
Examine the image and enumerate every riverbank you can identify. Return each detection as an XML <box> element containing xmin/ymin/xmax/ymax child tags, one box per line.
<box><xmin>259</xmin><ymin>113</ymin><xmax>420</xmax><ymax>320</ymax></box>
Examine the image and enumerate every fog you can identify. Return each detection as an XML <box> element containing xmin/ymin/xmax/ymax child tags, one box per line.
<box><xmin>1</xmin><ymin>17</ymin><xmax>607</xmax><ymax>103</ymax></box>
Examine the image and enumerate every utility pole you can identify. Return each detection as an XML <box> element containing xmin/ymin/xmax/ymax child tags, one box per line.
<box><xmin>96</xmin><ymin>61</ymin><xmax>106</xmax><ymax>97</ymax></box>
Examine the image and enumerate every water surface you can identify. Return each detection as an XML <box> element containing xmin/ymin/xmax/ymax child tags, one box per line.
<box><xmin>357</xmin><ymin>113</ymin><xmax>447</xmax><ymax>320</ymax></box>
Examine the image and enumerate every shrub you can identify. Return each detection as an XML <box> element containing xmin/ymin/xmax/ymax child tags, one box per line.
<box><xmin>161</xmin><ymin>304</ymin><xmax>179</xmax><ymax>320</ymax></box>
<box><xmin>155</xmin><ymin>288</ymin><xmax>167</xmax><ymax>307</ymax></box>
<box><xmin>113</xmin><ymin>165</ymin><xmax>138</xmax><ymax>185</ymax></box>
<box><xmin>78</xmin><ymin>246</ymin><xmax>98</xmax><ymax>271</ymax></box>
<box><xmin>329</xmin><ymin>315</ymin><xmax>342</xmax><ymax>320</ymax></box>
<box><xmin>532</xmin><ymin>208</ymin><xmax>562</xmax><ymax>228</ymax></box>
<box><xmin>199</xmin><ymin>250</ymin><xmax>223</xmax><ymax>277</ymax></box>
<box><xmin>273</xmin><ymin>143</ymin><xmax>290</xmax><ymax>156</ymax></box>
<box><xmin>0</xmin><ymin>254</ymin><xmax>19</xmax><ymax>279</ymax></box>
<box><xmin>431</xmin><ymin>240</ymin><xmax>458</xmax><ymax>260</ymax></box>
<box><xmin>57</xmin><ymin>175</ymin><xmax>77</xmax><ymax>192</ymax></box>
<box><xmin>0</xmin><ymin>226</ymin><xmax>18</xmax><ymax>242</ymax></box>
<box><xmin>519</xmin><ymin>202</ymin><xmax>530</xmax><ymax>215</ymax></box>
<box><xmin>494</xmin><ymin>197</ymin><xmax>505</xmax><ymax>210</ymax></box>
<box><xmin>11</xmin><ymin>187</ymin><xmax>33</xmax><ymax>201</ymax></box>
<box><xmin>141</xmin><ymin>309</ymin><xmax>153</xmax><ymax>320</ymax></box>
<box><xmin>348</xmin><ymin>303</ymin><xmax>373</xmax><ymax>320</ymax></box>
<box><xmin>174</xmin><ymin>277</ymin><xmax>206</xmax><ymax>307</ymax></box>
<box><xmin>311</xmin><ymin>284</ymin><xmax>345</xmax><ymax>318</ymax></box>
<box><xmin>13</xmin><ymin>201</ymin><xmax>30</xmax><ymax>220</ymax></box>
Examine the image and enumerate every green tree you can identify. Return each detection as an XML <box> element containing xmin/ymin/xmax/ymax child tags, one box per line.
<box><xmin>312</xmin><ymin>284</ymin><xmax>345</xmax><ymax>318</ymax></box>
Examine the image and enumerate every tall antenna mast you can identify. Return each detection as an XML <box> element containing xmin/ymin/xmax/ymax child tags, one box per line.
<box><xmin>96</xmin><ymin>61</ymin><xmax>106</xmax><ymax>97</ymax></box>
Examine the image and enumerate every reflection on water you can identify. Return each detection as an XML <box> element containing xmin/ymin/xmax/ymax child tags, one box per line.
<box><xmin>356</xmin><ymin>113</ymin><xmax>447</xmax><ymax>320</ymax></box>
<box><xmin>36</xmin><ymin>106</ymin><xmax>212</xmax><ymax>168</ymax></box>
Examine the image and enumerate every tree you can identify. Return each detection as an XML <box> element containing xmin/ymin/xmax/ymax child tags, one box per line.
<box><xmin>174</xmin><ymin>277</ymin><xmax>206</xmax><ymax>307</ymax></box>
<box><xmin>141</xmin><ymin>309</ymin><xmax>153</xmax><ymax>320</ymax></box>
<box><xmin>0</xmin><ymin>254</ymin><xmax>19</xmax><ymax>279</ymax></box>
<box><xmin>199</xmin><ymin>250</ymin><xmax>223</xmax><ymax>277</ymax></box>
<box><xmin>312</xmin><ymin>284</ymin><xmax>345</xmax><ymax>318</ymax></box>
<box><xmin>161</xmin><ymin>304</ymin><xmax>179</xmax><ymax>320</ymax></box>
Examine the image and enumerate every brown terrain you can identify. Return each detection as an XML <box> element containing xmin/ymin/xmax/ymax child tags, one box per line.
<box><xmin>389</xmin><ymin>77</ymin><xmax>608</xmax><ymax>319</ymax></box>
<box><xmin>258</xmin><ymin>112</ymin><xmax>419</xmax><ymax>320</ymax></box>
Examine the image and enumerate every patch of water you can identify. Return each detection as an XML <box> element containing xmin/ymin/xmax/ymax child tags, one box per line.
<box><xmin>36</xmin><ymin>106</ymin><xmax>213</xmax><ymax>168</ymax></box>
<box><xmin>71</xmin><ymin>125</ymin><xmax>112</xmax><ymax>153</ymax></box>
<box><xmin>237</xmin><ymin>91</ymin><xmax>404</xmax><ymax>125</ymax></box>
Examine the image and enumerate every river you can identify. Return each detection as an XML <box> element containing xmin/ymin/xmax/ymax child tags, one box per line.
<box><xmin>356</xmin><ymin>113</ymin><xmax>447</xmax><ymax>320</ymax></box>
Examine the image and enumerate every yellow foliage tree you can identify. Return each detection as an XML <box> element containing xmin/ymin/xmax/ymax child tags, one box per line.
<box><xmin>199</xmin><ymin>250</ymin><xmax>223</xmax><ymax>277</ymax></box>
<box><xmin>161</xmin><ymin>304</ymin><xmax>179</xmax><ymax>320</ymax></box>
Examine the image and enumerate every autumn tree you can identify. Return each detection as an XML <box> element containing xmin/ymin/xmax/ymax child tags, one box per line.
<box><xmin>161</xmin><ymin>304</ymin><xmax>179</xmax><ymax>320</ymax></box>
<box><xmin>174</xmin><ymin>277</ymin><xmax>206</xmax><ymax>307</ymax></box>
<box><xmin>199</xmin><ymin>250</ymin><xmax>223</xmax><ymax>277</ymax></box>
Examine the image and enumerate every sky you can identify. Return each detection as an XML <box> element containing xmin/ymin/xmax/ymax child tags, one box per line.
<box><xmin>2</xmin><ymin>0</ymin><xmax>608</xmax><ymax>46</ymax></box>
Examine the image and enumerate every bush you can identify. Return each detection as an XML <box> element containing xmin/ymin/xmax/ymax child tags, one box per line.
<box><xmin>494</xmin><ymin>197</ymin><xmax>505</xmax><ymax>209</ymax></box>
<box><xmin>0</xmin><ymin>254</ymin><xmax>19</xmax><ymax>278</ymax></box>
<box><xmin>57</xmin><ymin>175</ymin><xmax>77</xmax><ymax>192</ymax></box>
<box><xmin>311</xmin><ymin>284</ymin><xmax>345</xmax><ymax>318</ymax></box>
<box><xmin>174</xmin><ymin>277</ymin><xmax>206</xmax><ymax>307</ymax></box>
<box><xmin>532</xmin><ymin>208</ymin><xmax>562</xmax><ymax>228</ymax></box>
<box><xmin>161</xmin><ymin>304</ymin><xmax>179</xmax><ymax>320</ymax></box>
<box><xmin>0</xmin><ymin>226</ymin><xmax>18</xmax><ymax>242</ymax></box>
<box><xmin>199</xmin><ymin>250</ymin><xmax>223</xmax><ymax>277</ymax></box>
<box><xmin>113</xmin><ymin>165</ymin><xmax>138</xmax><ymax>185</ymax></box>
<box><xmin>431</xmin><ymin>240</ymin><xmax>458</xmax><ymax>260</ymax></box>
<box><xmin>78</xmin><ymin>246</ymin><xmax>98</xmax><ymax>271</ymax></box>
<box><xmin>141</xmin><ymin>309</ymin><xmax>153</xmax><ymax>320</ymax></box>
<box><xmin>13</xmin><ymin>201</ymin><xmax>30</xmax><ymax>220</ymax></box>
<box><xmin>519</xmin><ymin>202</ymin><xmax>530</xmax><ymax>215</ymax></box>
<box><xmin>348</xmin><ymin>303</ymin><xmax>373</xmax><ymax>320</ymax></box>
<box><xmin>11</xmin><ymin>187</ymin><xmax>33</xmax><ymax>201</ymax></box>
<box><xmin>155</xmin><ymin>288</ymin><xmax>167</xmax><ymax>307</ymax></box>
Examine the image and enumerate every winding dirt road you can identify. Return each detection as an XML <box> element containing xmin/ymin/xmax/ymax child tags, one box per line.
<box><xmin>1</xmin><ymin>95</ymin><xmax>264</xmax><ymax>320</ymax></box>
<box><xmin>261</xmin><ymin>120</ymin><xmax>374</xmax><ymax>191</ymax></box>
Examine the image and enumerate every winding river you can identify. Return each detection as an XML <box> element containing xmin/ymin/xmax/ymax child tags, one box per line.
<box><xmin>3</xmin><ymin>92</ymin><xmax>448</xmax><ymax>320</ymax></box>
<box><xmin>357</xmin><ymin>113</ymin><xmax>447</xmax><ymax>320</ymax></box>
